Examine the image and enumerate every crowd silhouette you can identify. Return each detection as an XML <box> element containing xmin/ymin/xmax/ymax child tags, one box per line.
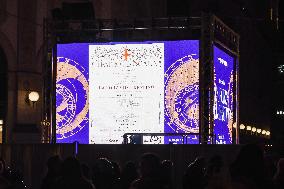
<box><xmin>0</xmin><ymin>144</ymin><xmax>283</xmax><ymax>189</ymax></box>
<box><xmin>0</xmin><ymin>158</ymin><xmax>26</xmax><ymax>189</ymax></box>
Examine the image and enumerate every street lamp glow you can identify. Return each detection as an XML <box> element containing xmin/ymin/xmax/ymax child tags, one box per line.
<box><xmin>0</xmin><ymin>120</ymin><xmax>3</xmax><ymax>125</ymax></box>
<box><xmin>262</xmin><ymin>130</ymin><xmax>266</xmax><ymax>135</ymax></box>
<box><xmin>278</xmin><ymin>64</ymin><xmax>284</xmax><ymax>74</ymax></box>
<box><xmin>28</xmin><ymin>91</ymin><xmax>40</xmax><ymax>102</ymax></box>
<box><xmin>240</xmin><ymin>124</ymin><xmax>245</xmax><ymax>130</ymax></box>
<box><xmin>246</xmin><ymin>126</ymin><xmax>251</xmax><ymax>131</ymax></box>
<box><xmin>266</xmin><ymin>131</ymin><xmax>270</xmax><ymax>136</ymax></box>
<box><xmin>257</xmin><ymin>129</ymin><xmax>261</xmax><ymax>133</ymax></box>
<box><xmin>252</xmin><ymin>127</ymin><xmax>256</xmax><ymax>132</ymax></box>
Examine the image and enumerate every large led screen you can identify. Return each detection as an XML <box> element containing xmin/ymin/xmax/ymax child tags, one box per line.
<box><xmin>213</xmin><ymin>45</ymin><xmax>234</xmax><ymax>144</ymax></box>
<box><xmin>56</xmin><ymin>40</ymin><xmax>199</xmax><ymax>144</ymax></box>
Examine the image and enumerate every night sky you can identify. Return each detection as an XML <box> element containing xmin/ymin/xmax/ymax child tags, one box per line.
<box><xmin>167</xmin><ymin>0</ymin><xmax>284</xmax><ymax>143</ymax></box>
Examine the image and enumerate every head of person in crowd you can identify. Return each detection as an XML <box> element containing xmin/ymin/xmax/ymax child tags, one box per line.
<box><xmin>62</xmin><ymin>156</ymin><xmax>82</xmax><ymax>179</ymax></box>
<box><xmin>81</xmin><ymin>163</ymin><xmax>92</xmax><ymax>181</ymax></box>
<box><xmin>0</xmin><ymin>158</ymin><xmax>6</xmax><ymax>175</ymax></box>
<box><xmin>111</xmin><ymin>161</ymin><xmax>121</xmax><ymax>179</ymax></box>
<box><xmin>274</xmin><ymin>158</ymin><xmax>284</xmax><ymax>189</ymax></box>
<box><xmin>121</xmin><ymin>161</ymin><xmax>139</xmax><ymax>189</ymax></box>
<box><xmin>139</xmin><ymin>153</ymin><xmax>161</xmax><ymax>179</ymax></box>
<box><xmin>230</xmin><ymin>144</ymin><xmax>265</xmax><ymax>181</ymax></box>
<box><xmin>46</xmin><ymin>155</ymin><xmax>62</xmax><ymax>177</ymax></box>
<box><xmin>183</xmin><ymin>157</ymin><xmax>206</xmax><ymax>189</ymax></box>
<box><xmin>92</xmin><ymin>158</ymin><xmax>115</xmax><ymax>189</ymax></box>
<box><xmin>121</xmin><ymin>161</ymin><xmax>138</xmax><ymax>181</ymax></box>
<box><xmin>206</xmin><ymin>155</ymin><xmax>223</xmax><ymax>177</ymax></box>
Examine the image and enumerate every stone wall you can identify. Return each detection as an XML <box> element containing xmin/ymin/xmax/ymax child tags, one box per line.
<box><xmin>0</xmin><ymin>0</ymin><xmax>166</xmax><ymax>143</ymax></box>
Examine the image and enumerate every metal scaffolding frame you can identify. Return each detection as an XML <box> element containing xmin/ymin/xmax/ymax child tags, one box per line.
<box><xmin>199</xmin><ymin>13</ymin><xmax>214</xmax><ymax>144</ymax></box>
<box><xmin>212</xmin><ymin>15</ymin><xmax>240</xmax><ymax>144</ymax></box>
<box><xmin>43</xmin><ymin>14</ymin><xmax>240</xmax><ymax>144</ymax></box>
<box><xmin>200</xmin><ymin>14</ymin><xmax>240</xmax><ymax>144</ymax></box>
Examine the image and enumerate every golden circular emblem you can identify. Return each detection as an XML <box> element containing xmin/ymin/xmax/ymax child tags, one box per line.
<box><xmin>56</xmin><ymin>57</ymin><xmax>89</xmax><ymax>139</ymax></box>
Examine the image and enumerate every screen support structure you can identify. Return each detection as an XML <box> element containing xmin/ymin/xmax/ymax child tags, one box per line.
<box><xmin>51</xmin><ymin>46</ymin><xmax>57</xmax><ymax>144</ymax></box>
<box><xmin>44</xmin><ymin>17</ymin><xmax>202</xmax><ymax>144</ymax></box>
<box><xmin>213</xmin><ymin>15</ymin><xmax>240</xmax><ymax>144</ymax></box>
<box><xmin>43</xmin><ymin>18</ymin><xmax>58</xmax><ymax>144</ymax></box>
<box><xmin>44</xmin><ymin>15</ymin><xmax>239</xmax><ymax>144</ymax></box>
<box><xmin>42</xmin><ymin>19</ymin><xmax>52</xmax><ymax>143</ymax></box>
<box><xmin>200</xmin><ymin>13</ymin><xmax>240</xmax><ymax>144</ymax></box>
<box><xmin>199</xmin><ymin>13</ymin><xmax>214</xmax><ymax>144</ymax></box>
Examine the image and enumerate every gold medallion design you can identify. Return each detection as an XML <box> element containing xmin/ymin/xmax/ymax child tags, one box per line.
<box><xmin>56</xmin><ymin>57</ymin><xmax>89</xmax><ymax>139</ymax></box>
<box><xmin>165</xmin><ymin>55</ymin><xmax>199</xmax><ymax>133</ymax></box>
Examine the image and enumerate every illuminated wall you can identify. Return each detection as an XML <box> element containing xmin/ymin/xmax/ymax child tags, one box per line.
<box><xmin>56</xmin><ymin>40</ymin><xmax>199</xmax><ymax>144</ymax></box>
<box><xmin>213</xmin><ymin>45</ymin><xmax>234</xmax><ymax>144</ymax></box>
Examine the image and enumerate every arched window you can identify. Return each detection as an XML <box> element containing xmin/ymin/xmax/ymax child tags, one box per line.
<box><xmin>0</xmin><ymin>47</ymin><xmax>7</xmax><ymax>143</ymax></box>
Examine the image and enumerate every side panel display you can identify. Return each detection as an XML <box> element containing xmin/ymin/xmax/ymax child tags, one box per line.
<box><xmin>213</xmin><ymin>45</ymin><xmax>234</xmax><ymax>144</ymax></box>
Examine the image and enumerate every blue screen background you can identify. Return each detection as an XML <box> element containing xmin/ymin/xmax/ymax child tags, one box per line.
<box><xmin>56</xmin><ymin>40</ymin><xmax>199</xmax><ymax>144</ymax></box>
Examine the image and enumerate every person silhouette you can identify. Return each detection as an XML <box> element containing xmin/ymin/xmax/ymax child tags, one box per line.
<box><xmin>92</xmin><ymin>158</ymin><xmax>115</xmax><ymax>189</ymax></box>
<box><xmin>161</xmin><ymin>160</ymin><xmax>174</xmax><ymax>189</ymax></box>
<box><xmin>54</xmin><ymin>156</ymin><xmax>94</xmax><ymax>189</ymax></box>
<box><xmin>41</xmin><ymin>155</ymin><xmax>62</xmax><ymax>189</ymax></box>
<box><xmin>0</xmin><ymin>158</ymin><xmax>9</xmax><ymax>188</ymax></box>
<box><xmin>230</xmin><ymin>144</ymin><xmax>273</xmax><ymax>189</ymax></box>
<box><xmin>274</xmin><ymin>158</ymin><xmax>284</xmax><ymax>189</ymax></box>
<box><xmin>183</xmin><ymin>157</ymin><xmax>206</xmax><ymax>189</ymax></box>
<box><xmin>120</xmin><ymin>161</ymin><xmax>138</xmax><ymax>189</ymax></box>
<box><xmin>130</xmin><ymin>153</ymin><xmax>164</xmax><ymax>189</ymax></box>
